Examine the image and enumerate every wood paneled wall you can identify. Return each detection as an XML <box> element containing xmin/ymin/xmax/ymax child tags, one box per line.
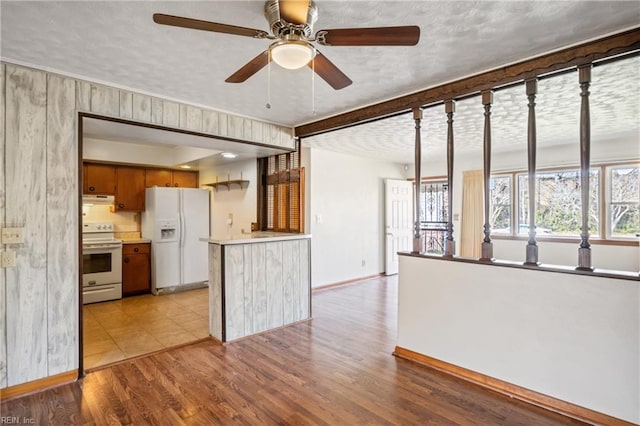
<box><xmin>0</xmin><ymin>61</ymin><xmax>295</xmax><ymax>389</ymax></box>
<box><xmin>211</xmin><ymin>239</ymin><xmax>311</xmax><ymax>342</ymax></box>
<box><xmin>229</xmin><ymin>239</ymin><xmax>310</xmax><ymax>340</ymax></box>
<box><xmin>5</xmin><ymin>65</ymin><xmax>51</xmax><ymax>385</ymax></box>
<box><xmin>77</xmin><ymin>81</ymin><xmax>294</xmax><ymax>149</ymax></box>
<box><xmin>46</xmin><ymin>74</ymin><xmax>77</xmax><ymax>375</ymax></box>
<box><xmin>0</xmin><ymin>63</ymin><xmax>6</xmax><ymax>389</ymax></box>
<box><xmin>208</xmin><ymin>244</ymin><xmax>223</xmax><ymax>341</ymax></box>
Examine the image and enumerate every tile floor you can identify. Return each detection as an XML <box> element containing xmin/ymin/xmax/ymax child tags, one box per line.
<box><xmin>83</xmin><ymin>287</ymin><xmax>209</xmax><ymax>370</ymax></box>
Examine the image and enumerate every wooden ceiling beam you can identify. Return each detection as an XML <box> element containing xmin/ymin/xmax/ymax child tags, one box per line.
<box><xmin>295</xmin><ymin>27</ymin><xmax>640</xmax><ymax>138</ymax></box>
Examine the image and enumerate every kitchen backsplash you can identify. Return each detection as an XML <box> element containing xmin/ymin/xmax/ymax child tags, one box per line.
<box><xmin>114</xmin><ymin>231</ymin><xmax>142</xmax><ymax>240</ymax></box>
<box><xmin>82</xmin><ymin>204</ymin><xmax>140</xmax><ymax>233</ymax></box>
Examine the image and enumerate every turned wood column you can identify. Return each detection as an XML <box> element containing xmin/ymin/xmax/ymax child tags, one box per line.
<box><xmin>577</xmin><ymin>64</ymin><xmax>593</xmax><ymax>270</ymax></box>
<box><xmin>525</xmin><ymin>78</ymin><xmax>539</xmax><ymax>265</ymax></box>
<box><xmin>480</xmin><ymin>90</ymin><xmax>494</xmax><ymax>261</ymax></box>
<box><xmin>444</xmin><ymin>100</ymin><xmax>456</xmax><ymax>257</ymax></box>
<box><xmin>412</xmin><ymin>107</ymin><xmax>424</xmax><ymax>253</ymax></box>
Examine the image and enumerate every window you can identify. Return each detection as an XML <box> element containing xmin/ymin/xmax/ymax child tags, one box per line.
<box><xmin>490</xmin><ymin>162</ymin><xmax>638</xmax><ymax>241</ymax></box>
<box><xmin>517</xmin><ymin>169</ymin><xmax>599</xmax><ymax>237</ymax></box>
<box><xmin>490</xmin><ymin>175</ymin><xmax>511</xmax><ymax>234</ymax></box>
<box><xmin>609</xmin><ymin>165</ymin><xmax>639</xmax><ymax>238</ymax></box>
<box><xmin>257</xmin><ymin>141</ymin><xmax>305</xmax><ymax>233</ymax></box>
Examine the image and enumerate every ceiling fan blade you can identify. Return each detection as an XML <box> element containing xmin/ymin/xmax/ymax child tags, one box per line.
<box><xmin>279</xmin><ymin>0</ymin><xmax>310</xmax><ymax>25</ymax></box>
<box><xmin>308</xmin><ymin>51</ymin><xmax>352</xmax><ymax>90</ymax></box>
<box><xmin>153</xmin><ymin>13</ymin><xmax>270</xmax><ymax>39</ymax></box>
<box><xmin>226</xmin><ymin>51</ymin><xmax>270</xmax><ymax>83</ymax></box>
<box><xmin>316</xmin><ymin>26</ymin><xmax>420</xmax><ymax>46</ymax></box>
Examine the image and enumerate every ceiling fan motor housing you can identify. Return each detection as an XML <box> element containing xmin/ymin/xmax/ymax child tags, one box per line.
<box><xmin>264</xmin><ymin>0</ymin><xmax>318</xmax><ymax>38</ymax></box>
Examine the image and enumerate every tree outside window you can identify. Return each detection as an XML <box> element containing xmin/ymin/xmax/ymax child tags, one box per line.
<box><xmin>517</xmin><ymin>169</ymin><xmax>599</xmax><ymax>237</ymax></box>
<box><xmin>490</xmin><ymin>176</ymin><xmax>511</xmax><ymax>234</ymax></box>
<box><xmin>609</xmin><ymin>166</ymin><xmax>639</xmax><ymax>238</ymax></box>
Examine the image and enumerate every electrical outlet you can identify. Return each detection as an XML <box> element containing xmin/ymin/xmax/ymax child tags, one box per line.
<box><xmin>1</xmin><ymin>251</ymin><xmax>16</xmax><ymax>268</ymax></box>
<box><xmin>1</xmin><ymin>227</ymin><xmax>25</xmax><ymax>244</ymax></box>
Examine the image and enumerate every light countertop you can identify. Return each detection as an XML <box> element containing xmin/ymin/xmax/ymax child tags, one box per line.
<box><xmin>121</xmin><ymin>238</ymin><xmax>152</xmax><ymax>244</ymax></box>
<box><xmin>204</xmin><ymin>232</ymin><xmax>311</xmax><ymax>245</ymax></box>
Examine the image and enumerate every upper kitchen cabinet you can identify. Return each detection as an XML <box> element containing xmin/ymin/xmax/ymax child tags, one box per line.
<box><xmin>84</xmin><ymin>163</ymin><xmax>116</xmax><ymax>195</ymax></box>
<box><xmin>145</xmin><ymin>168</ymin><xmax>172</xmax><ymax>188</ymax></box>
<box><xmin>145</xmin><ymin>169</ymin><xmax>198</xmax><ymax>188</ymax></box>
<box><xmin>115</xmin><ymin>166</ymin><xmax>145</xmax><ymax>211</ymax></box>
<box><xmin>172</xmin><ymin>170</ymin><xmax>198</xmax><ymax>188</ymax></box>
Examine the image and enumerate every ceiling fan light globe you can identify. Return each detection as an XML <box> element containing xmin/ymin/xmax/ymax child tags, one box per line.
<box><xmin>271</xmin><ymin>43</ymin><xmax>315</xmax><ymax>70</ymax></box>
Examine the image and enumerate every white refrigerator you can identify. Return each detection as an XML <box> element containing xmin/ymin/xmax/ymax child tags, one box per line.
<box><xmin>142</xmin><ymin>187</ymin><xmax>210</xmax><ymax>294</ymax></box>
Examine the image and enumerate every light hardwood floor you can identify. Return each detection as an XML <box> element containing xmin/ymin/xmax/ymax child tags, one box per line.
<box><xmin>83</xmin><ymin>288</ymin><xmax>209</xmax><ymax>370</ymax></box>
<box><xmin>3</xmin><ymin>276</ymin><xmax>585</xmax><ymax>425</ymax></box>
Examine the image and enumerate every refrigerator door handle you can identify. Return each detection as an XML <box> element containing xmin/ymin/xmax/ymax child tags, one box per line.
<box><xmin>179</xmin><ymin>212</ymin><xmax>185</xmax><ymax>248</ymax></box>
<box><xmin>182</xmin><ymin>215</ymin><xmax>187</xmax><ymax>248</ymax></box>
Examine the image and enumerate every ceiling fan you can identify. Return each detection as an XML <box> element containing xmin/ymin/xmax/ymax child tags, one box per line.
<box><xmin>153</xmin><ymin>0</ymin><xmax>420</xmax><ymax>90</ymax></box>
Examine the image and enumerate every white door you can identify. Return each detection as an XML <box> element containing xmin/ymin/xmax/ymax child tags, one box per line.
<box><xmin>180</xmin><ymin>188</ymin><xmax>210</xmax><ymax>285</ymax></box>
<box><xmin>385</xmin><ymin>179</ymin><xmax>413</xmax><ymax>275</ymax></box>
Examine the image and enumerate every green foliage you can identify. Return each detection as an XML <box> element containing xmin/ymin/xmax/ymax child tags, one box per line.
<box><xmin>490</xmin><ymin>165</ymin><xmax>638</xmax><ymax>237</ymax></box>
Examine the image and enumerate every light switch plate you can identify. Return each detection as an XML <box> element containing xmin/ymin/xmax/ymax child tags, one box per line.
<box><xmin>2</xmin><ymin>227</ymin><xmax>25</xmax><ymax>244</ymax></box>
<box><xmin>1</xmin><ymin>251</ymin><xmax>16</xmax><ymax>268</ymax></box>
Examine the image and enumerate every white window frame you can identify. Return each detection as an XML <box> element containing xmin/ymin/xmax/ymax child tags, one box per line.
<box><xmin>489</xmin><ymin>174</ymin><xmax>512</xmax><ymax>235</ymax></box>
<box><xmin>606</xmin><ymin>164</ymin><xmax>640</xmax><ymax>240</ymax></box>
<box><xmin>489</xmin><ymin>161</ymin><xmax>639</xmax><ymax>244</ymax></box>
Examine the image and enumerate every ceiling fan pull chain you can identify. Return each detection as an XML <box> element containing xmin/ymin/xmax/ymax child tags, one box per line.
<box><xmin>311</xmin><ymin>56</ymin><xmax>316</xmax><ymax>115</ymax></box>
<box><xmin>266</xmin><ymin>49</ymin><xmax>272</xmax><ymax>109</ymax></box>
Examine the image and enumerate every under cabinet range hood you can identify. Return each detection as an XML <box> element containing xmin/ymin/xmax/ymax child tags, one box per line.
<box><xmin>82</xmin><ymin>194</ymin><xmax>115</xmax><ymax>205</ymax></box>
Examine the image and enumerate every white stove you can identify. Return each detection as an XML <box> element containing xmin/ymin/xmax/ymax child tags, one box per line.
<box><xmin>82</xmin><ymin>222</ymin><xmax>123</xmax><ymax>304</ymax></box>
<box><xmin>83</xmin><ymin>222</ymin><xmax>122</xmax><ymax>247</ymax></box>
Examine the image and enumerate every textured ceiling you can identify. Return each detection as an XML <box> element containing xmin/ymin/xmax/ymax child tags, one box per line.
<box><xmin>2</xmin><ymin>1</ymin><xmax>638</xmax><ymax>165</ymax></box>
<box><xmin>304</xmin><ymin>56</ymin><xmax>640</xmax><ymax>163</ymax></box>
<box><xmin>1</xmin><ymin>0</ymin><xmax>638</xmax><ymax>130</ymax></box>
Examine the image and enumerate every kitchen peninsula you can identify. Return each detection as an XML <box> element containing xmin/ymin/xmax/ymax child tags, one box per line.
<box><xmin>207</xmin><ymin>233</ymin><xmax>311</xmax><ymax>342</ymax></box>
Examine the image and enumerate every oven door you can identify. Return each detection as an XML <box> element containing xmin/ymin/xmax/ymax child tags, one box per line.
<box><xmin>82</xmin><ymin>243</ymin><xmax>122</xmax><ymax>287</ymax></box>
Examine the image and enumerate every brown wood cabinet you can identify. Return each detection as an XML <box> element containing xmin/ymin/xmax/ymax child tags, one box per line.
<box><xmin>145</xmin><ymin>168</ymin><xmax>173</xmax><ymax>188</ymax></box>
<box><xmin>145</xmin><ymin>168</ymin><xmax>198</xmax><ymax>188</ymax></box>
<box><xmin>115</xmin><ymin>166</ymin><xmax>145</xmax><ymax>211</ymax></box>
<box><xmin>122</xmin><ymin>243</ymin><xmax>150</xmax><ymax>296</ymax></box>
<box><xmin>172</xmin><ymin>170</ymin><xmax>198</xmax><ymax>188</ymax></box>
<box><xmin>84</xmin><ymin>163</ymin><xmax>116</xmax><ymax>195</ymax></box>
<box><xmin>83</xmin><ymin>162</ymin><xmax>199</xmax><ymax>211</ymax></box>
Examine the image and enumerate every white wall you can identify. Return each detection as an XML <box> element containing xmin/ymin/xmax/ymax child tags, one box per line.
<box><xmin>83</xmin><ymin>138</ymin><xmax>219</xmax><ymax>168</ymax></box>
<box><xmin>307</xmin><ymin>148</ymin><xmax>405</xmax><ymax>287</ymax></box>
<box><xmin>493</xmin><ymin>239</ymin><xmax>639</xmax><ymax>272</ymax></box>
<box><xmin>398</xmin><ymin>255</ymin><xmax>640</xmax><ymax>423</ymax></box>
<box><xmin>199</xmin><ymin>158</ymin><xmax>257</xmax><ymax>239</ymax></box>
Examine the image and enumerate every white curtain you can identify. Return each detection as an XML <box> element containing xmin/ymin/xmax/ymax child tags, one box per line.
<box><xmin>460</xmin><ymin>170</ymin><xmax>484</xmax><ymax>258</ymax></box>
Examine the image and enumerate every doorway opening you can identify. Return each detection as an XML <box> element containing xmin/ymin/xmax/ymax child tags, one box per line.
<box><xmin>78</xmin><ymin>113</ymin><xmax>289</xmax><ymax>372</ymax></box>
